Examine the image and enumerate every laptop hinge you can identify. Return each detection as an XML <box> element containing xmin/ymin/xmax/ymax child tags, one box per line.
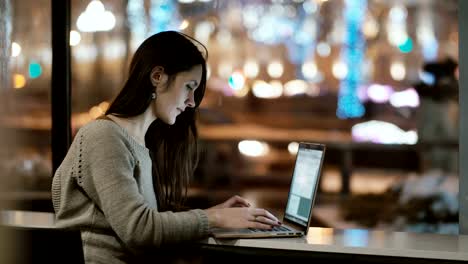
<box><xmin>282</xmin><ymin>218</ymin><xmax>307</xmax><ymax>233</ymax></box>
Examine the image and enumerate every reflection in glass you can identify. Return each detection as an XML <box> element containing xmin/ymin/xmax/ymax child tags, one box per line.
<box><xmin>1</xmin><ymin>0</ymin><xmax>52</xmax><ymax>198</ymax></box>
<box><xmin>307</xmin><ymin>227</ymin><xmax>334</xmax><ymax>245</ymax></box>
<box><xmin>343</xmin><ymin>229</ymin><xmax>369</xmax><ymax>247</ymax></box>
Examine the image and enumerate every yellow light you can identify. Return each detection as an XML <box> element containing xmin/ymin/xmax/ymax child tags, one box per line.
<box><xmin>288</xmin><ymin>142</ymin><xmax>299</xmax><ymax>155</ymax></box>
<box><xmin>216</xmin><ymin>30</ymin><xmax>232</xmax><ymax>45</ymax></box>
<box><xmin>89</xmin><ymin>106</ymin><xmax>103</xmax><ymax>119</ymax></box>
<box><xmin>98</xmin><ymin>101</ymin><xmax>110</xmax><ymax>112</ymax></box>
<box><xmin>233</xmin><ymin>85</ymin><xmax>250</xmax><ymax>98</ymax></box>
<box><xmin>70</xmin><ymin>30</ymin><xmax>81</xmax><ymax>46</ymax></box>
<box><xmin>332</xmin><ymin>61</ymin><xmax>348</xmax><ymax>80</ymax></box>
<box><xmin>13</xmin><ymin>74</ymin><xmax>26</xmax><ymax>89</ymax></box>
<box><xmin>243</xmin><ymin>60</ymin><xmax>259</xmax><ymax>78</ymax></box>
<box><xmin>267</xmin><ymin>61</ymin><xmax>284</xmax><ymax>78</ymax></box>
<box><xmin>363</xmin><ymin>17</ymin><xmax>379</xmax><ymax>39</ymax></box>
<box><xmin>252</xmin><ymin>80</ymin><xmax>282</xmax><ymax>99</ymax></box>
<box><xmin>179</xmin><ymin>20</ymin><xmax>189</xmax><ymax>30</ymax></box>
<box><xmin>269</xmin><ymin>80</ymin><xmax>283</xmax><ymax>95</ymax></box>
<box><xmin>11</xmin><ymin>42</ymin><xmax>21</xmax><ymax>57</ymax></box>
<box><xmin>390</xmin><ymin>61</ymin><xmax>406</xmax><ymax>81</ymax></box>
<box><xmin>74</xmin><ymin>113</ymin><xmax>92</xmax><ymax>127</ymax></box>
<box><xmin>238</xmin><ymin>140</ymin><xmax>270</xmax><ymax>157</ymax></box>
<box><xmin>284</xmin><ymin>79</ymin><xmax>308</xmax><ymax>96</ymax></box>
<box><xmin>77</xmin><ymin>0</ymin><xmax>116</xmax><ymax>32</ymax></box>
<box><xmin>302</xmin><ymin>61</ymin><xmax>318</xmax><ymax>80</ymax></box>
<box><xmin>207</xmin><ymin>64</ymin><xmax>211</xmax><ymax>79</ymax></box>
<box><xmin>306</xmin><ymin>228</ymin><xmax>334</xmax><ymax>245</ymax></box>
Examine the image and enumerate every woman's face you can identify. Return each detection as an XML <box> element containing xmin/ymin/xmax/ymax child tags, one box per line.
<box><xmin>153</xmin><ymin>65</ymin><xmax>203</xmax><ymax>125</ymax></box>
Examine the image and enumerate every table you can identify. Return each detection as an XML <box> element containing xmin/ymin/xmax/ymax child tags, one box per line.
<box><xmin>2</xmin><ymin>210</ymin><xmax>467</xmax><ymax>263</ymax></box>
<box><xmin>198</xmin><ymin>227</ymin><xmax>468</xmax><ymax>263</ymax></box>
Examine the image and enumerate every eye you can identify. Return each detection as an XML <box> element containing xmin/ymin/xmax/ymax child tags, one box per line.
<box><xmin>186</xmin><ymin>80</ymin><xmax>199</xmax><ymax>91</ymax></box>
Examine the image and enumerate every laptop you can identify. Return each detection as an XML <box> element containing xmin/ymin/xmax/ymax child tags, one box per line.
<box><xmin>211</xmin><ymin>142</ymin><xmax>326</xmax><ymax>239</ymax></box>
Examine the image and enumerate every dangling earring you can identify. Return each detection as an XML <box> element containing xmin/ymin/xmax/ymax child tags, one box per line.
<box><xmin>151</xmin><ymin>92</ymin><xmax>156</xmax><ymax>100</ymax></box>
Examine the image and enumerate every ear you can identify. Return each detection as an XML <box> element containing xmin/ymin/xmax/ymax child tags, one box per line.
<box><xmin>150</xmin><ymin>66</ymin><xmax>166</xmax><ymax>86</ymax></box>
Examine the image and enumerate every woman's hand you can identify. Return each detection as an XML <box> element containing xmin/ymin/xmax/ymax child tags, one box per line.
<box><xmin>209</xmin><ymin>195</ymin><xmax>251</xmax><ymax>210</ymax></box>
<box><xmin>205</xmin><ymin>207</ymin><xmax>281</xmax><ymax>230</ymax></box>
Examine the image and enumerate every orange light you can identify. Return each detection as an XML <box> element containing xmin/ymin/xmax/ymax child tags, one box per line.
<box><xmin>13</xmin><ymin>74</ymin><xmax>26</xmax><ymax>89</ymax></box>
<box><xmin>98</xmin><ymin>101</ymin><xmax>110</xmax><ymax>112</ymax></box>
<box><xmin>89</xmin><ymin>106</ymin><xmax>103</xmax><ymax>119</ymax></box>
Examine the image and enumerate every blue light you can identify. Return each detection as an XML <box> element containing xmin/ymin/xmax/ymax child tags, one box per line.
<box><xmin>337</xmin><ymin>94</ymin><xmax>365</xmax><ymax>119</ymax></box>
<box><xmin>287</xmin><ymin>7</ymin><xmax>316</xmax><ymax>66</ymax></box>
<box><xmin>337</xmin><ymin>0</ymin><xmax>367</xmax><ymax>119</ymax></box>
<box><xmin>419</xmin><ymin>70</ymin><xmax>435</xmax><ymax>85</ymax></box>
<box><xmin>228</xmin><ymin>72</ymin><xmax>245</xmax><ymax>91</ymax></box>
<box><xmin>149</xmin><ymin>0</ymin><xmax>179</xmax><ymax>34</ymax></box>
<box><xmin>29</xmin><ymin>61</ymin><xmax>42</xmax><ymax>79</ymax></box>
<box><xmin>422</xmin><ymin>39</ymin><xmax>439</xmax><ymax>61</ymax></box>
<box><xmin>343</xmin><ymin>229</ymin><xmax>369</xmax><ymax>247</ymax></box>
<box><xmin>398</xmin><ymin>37</ymin><xmax>413</xmax><ymax>53</ymax></box>
<box><xmin>127</xmin><ymin>0</ymin><xmax>147</xmax><ymax>40</ymax></box>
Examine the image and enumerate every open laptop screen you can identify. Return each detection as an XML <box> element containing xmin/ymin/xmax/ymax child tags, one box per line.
<box><xmin>284</xmin><ymin>143</ymin><xmax>325</xmax><ymax>227</ymax></box>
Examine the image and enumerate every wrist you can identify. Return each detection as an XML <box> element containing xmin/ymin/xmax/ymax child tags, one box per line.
<box><xmin>204</xmin><ymin>208</ymin><xmax>219</xmax><ymax>228</ymax></box>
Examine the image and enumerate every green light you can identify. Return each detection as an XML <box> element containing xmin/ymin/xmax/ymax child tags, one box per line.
<box><xmin>29</xmin><ymin>61</ymin><xmax>42</xmax><ymax>79</ymax></box>
<box><xmin>398</xmin><ymin>37</ymin><xmax>413</xmax><ymax>54</ymax></box>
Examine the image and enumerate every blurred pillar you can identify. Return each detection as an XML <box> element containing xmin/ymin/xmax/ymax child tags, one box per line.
<box><xmin>0</xmin><ymin>0</ymin><xmax>11</xmax><ymax>93</ymax></box>
<box><xmin>123</xmin><ymin>0</ymin><xmax>131</xmax><ymax>79</ymax></box>
<box><xmin>0</xmin><ymin>0</ymin><xmax>11</xmax><ymax>203</ymax></box>
<box><xmin>51</xmin><ymin>0</ymin><xmax>72</xmax><ymax>174</ymax></box>
<box><xmin>0</xmin><ymin>1</ymin><xmax>14</xmax><ymax>263</ymax></box>
<box><xmin>459</xmin><ymin>0</ymin><xmax>468</xmax><ymax>234</ymax></box>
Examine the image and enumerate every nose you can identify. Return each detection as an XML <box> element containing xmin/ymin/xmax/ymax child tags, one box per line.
<box><xmin>185</xmin><ymin>92</ymin><xmax>196</xmax><ymax>108</ymax></box>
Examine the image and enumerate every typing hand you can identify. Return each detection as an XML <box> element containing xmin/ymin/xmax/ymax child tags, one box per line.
<box><xmin>205</xmin><ymin>207</ymin><xmax>281</xmax><ymax>230</ymax></box>
<box><xmin>209</xmin><ymin>195</ymin><xmax>251</xmax><ymax>209</ymax></box>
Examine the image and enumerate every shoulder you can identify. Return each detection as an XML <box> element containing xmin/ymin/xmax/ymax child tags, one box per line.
<box><xmin>78</xmin><ymin>119</ymin><xmax>126</xmax><ymax>141</ymax></box>
<box><xmin>76</xmin><ymin>120</ymin><xmax>133</xmax><ymax>151</ymax></box>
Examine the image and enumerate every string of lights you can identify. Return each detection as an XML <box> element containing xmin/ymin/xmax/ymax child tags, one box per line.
<box><xmin>336</xmin><ymin>0</ymin><xmax>366</xmax><ymax>119</ymax></box>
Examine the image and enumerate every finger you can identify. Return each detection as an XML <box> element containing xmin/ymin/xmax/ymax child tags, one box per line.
<box><xmin>232</xmin><ymin>202</ymin><xmax>249</xmax><ymax>208</ymax></box>
<box><xmin>254</xmin><ymin>216</ymin><xmax>281</xmax><ymax>226</ymax></box>
<box><xmin>220</xmin><ymin>199</ymin><xmax>235</xmax><ymax>208</ymax></box>
<box><xmin>247</xmin><ymin>214</ymin><xmax>256</xmax><ymax>222</ymax></box>
<box><xmin>250</xmin><ymin>222</ymin><xmax>273</xmax><ymax>230</ymax></box>
<box><xmin>231</xmin><ymin>195</ymin><xmax>250</xmax><ymax>207</ymax></box>
<box><xmin>253</xmin><ymin>208</ymin><xmax>279</xmax><ymax>222</ymax></box>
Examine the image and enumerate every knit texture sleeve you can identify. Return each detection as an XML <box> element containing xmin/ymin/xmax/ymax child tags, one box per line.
<box><xmin>77</xmin><ymin>123</ymin><xmax>210</xmax><ymax>250</ymax></box>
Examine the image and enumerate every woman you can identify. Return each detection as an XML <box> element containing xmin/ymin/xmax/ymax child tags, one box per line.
<box><xmin>51</xmin><ymin>31</ymin><xmax>280</xmax><ymax>263</ymax></box>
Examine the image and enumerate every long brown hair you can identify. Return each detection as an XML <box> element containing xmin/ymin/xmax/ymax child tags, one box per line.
<box><xmin>105</xmin><ymin>31</ymin><xmax>207</xmax><ymax>211</ymax></box>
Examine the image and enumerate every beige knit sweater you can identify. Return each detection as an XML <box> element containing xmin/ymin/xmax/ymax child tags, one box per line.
<box><xmin>52</xmin><ymin>119</ymin><xmax>210</xmax><ymax>264</ymax></box>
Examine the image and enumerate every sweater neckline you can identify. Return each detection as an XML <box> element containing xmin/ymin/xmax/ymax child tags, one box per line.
<box><xmin>95</xmin><ymin>119</ymin><xmax>150</xmax><ymax>152</ymax></box>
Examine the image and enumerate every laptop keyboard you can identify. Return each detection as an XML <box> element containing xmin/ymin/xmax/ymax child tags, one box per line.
<box><xmin>248</xmin><ymin>225</ymin><xmax>292</xmax><ymax>233</ymax></box>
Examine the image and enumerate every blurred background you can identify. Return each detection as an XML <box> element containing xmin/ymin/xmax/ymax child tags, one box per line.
<box><xmin>0</xmin><ymin>0</ymin><xmax>460</xmax><ymax>234</ymax></box>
